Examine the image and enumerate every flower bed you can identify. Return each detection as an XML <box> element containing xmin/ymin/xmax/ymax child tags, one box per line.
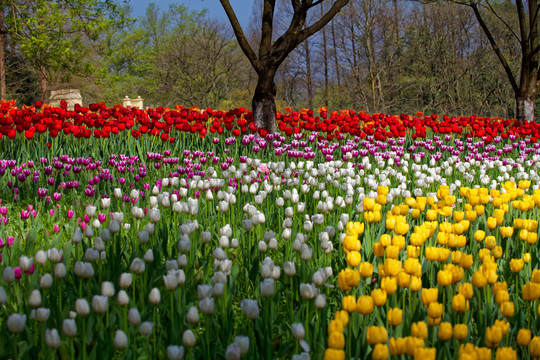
<box><xmin>0</xmin><ymin>100</ymin><xmax>539</xmax><ymax>359</ymax></box>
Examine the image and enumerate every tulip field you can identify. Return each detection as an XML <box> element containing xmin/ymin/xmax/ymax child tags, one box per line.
<box><xmin>2</xmin><ymin>100</ymin><xmax>540</xmax><ymax>359</ymax></box>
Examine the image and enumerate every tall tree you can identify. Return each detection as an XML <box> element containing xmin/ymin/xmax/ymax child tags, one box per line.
<box><xmin>219</xmin><ymin>0</ymin><xmax>349</xmax><ymax>133</ymax></box>
<box><xmin>1</xmin><ymin>0</ymin><xmax>125</xmax><ymax>102</ymax></box>
<box><xmin>462</xmin><ymin>0</ymin><xmax>539</xmax><ymax>121</ymax></box>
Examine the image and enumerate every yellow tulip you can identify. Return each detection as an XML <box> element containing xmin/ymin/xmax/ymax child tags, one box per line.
<box><xmin>389</xmin><ymin>337</ymin><xmax>406</xmax><ymax>356</ymax></box>
<box><xmin>453</xmin><ymin>324</ymin><xmax>468</xmax><ymax>341</ymax></box>
<box><xmin>366</xmin><ymin>326</ymin><xmax>388</xmax><ymax>346</ymax></box>
<box><xmin>530</xmin><ymin>336</ymin><xmax>540</xmax><ymax>358</ymax></box>
<box><xmin>495</xmin><ymin>290</ymin><xmax>509</xmax><ymax>305</ymax></box>
<box><xmin>474</xmin><ymin>230</ymin><xmax>485</xmax><ymax>242</ymax></box>
<box><xmin>346</xmin><ymin>251</ymin><xmax>361</xmax><ymax>268</ymax></box>
<box><xmin>356</xmin><ymin>295</ymin><xmax>373</xmax><ymax>316</ymax></box>
<box><xmin>451</xmin><ymin>294</ymin><xmax>468</xmax><ymax>313</ymax></box>
<box><xmin>410</xmin><ymin>276</ymin><xmax>422</xmax><ymax>292</ymax></box>
<box><xmin>437</xmin><ymin>270</ymin><xmax>453</xmax><ymax>287</ymax></box>
<box><xmin>359</xmin><ymin>262</ymin><xmax>374</xmax><ymax>278</ymax></box>
<box><xmin>472</xmin><ymin>271</ymin><xmax>488</xmax><ymax>288</ymax></box>
<box><xmin>342</xmin><ymin>295</ymin><xmax>357</xmax><ymax>313</ymax></box>
<box><xmin>486</xmin><ymin>217</ymin><xmax>497</xmax><ymax>229</ymax></box>
<box><xmin>413</xmin><ymin>347</ymin><xmax>436</xmax><ymax>360</ymax></box>
<box><xmin>372</xmin><ymin>344</ymin><xmax>389</xmax><ymax>360</ymax></box>
<box><xmin>500</xmin><ymin>301</ymin><xmax>515</xmax><ymax>318</ymax></box>
<box><xmin>458</xmin><ymin>283</ymin><xmax>474</xmax><ymax>299</ymax></box>
<box><xmin>485</xmin><ymin>325</ymin><xmax>503</xmax><ymax>348</ymax></box>
<box><xmin>334</xmin><ymin>310</ymin><xmax>349</xmax><ymax>326</ymax></box>
<box><xmin>421</xmin><ymin>288</ymin><xmax>439</xmax><ymax>306</ymax></box>
<box><xmin>385</xmin><ymin>245</ymin><xmax>400</xmax><ymax>259</ymax></box>
<box><xmin>328</xmin><ymin>331</ymin><xmax>345</xmax><ymax>349</ymax></box>
<box><xmin>523</xmin><ymin>282</ymin><xmax>540</xmax><ymax>301</ymax></box>
<box><xmin>324</xmin><ymin>349</ymin><xmax>345</xmax><ymax>360</ymax></box>
<box><xmin>516</xmin><ymin>328</ymin><xmax>531</xmax><ymax>346</ymax></box>
<box><xmin>328</xmin><ymin>319</ymin><xmax>344</xmax><ymax>334</ymax></box>
<box><xmin>407</xmin><ymin>337</ymin><xmax>426</xmax><ymax>357</ymax></box>
<box><xmin>363</xmin><ymin>197</ymin><xmax>375</xmax><ymax>211</ymax></box>
<box><xmin>495</xmin><ymin>347</ymin><xmax>516</xmax><ymax>360</ymax></box>
<box><xmin>381</xmin><ymin>276</ymin><xmax>397</xmax><ymax>295</ymax></box>
<box><xmin>371</xmin><ymin>289</ymin><xmax>387</xmax><ymax>307</ymax></box>
<box><xmin>411</xmin><ymin>321</ymin><xmax>428</xmax><ymax>339</ymax></box>
<box><xmin>437</xmin><ymin>322</ymin><xmax>453</xmax><ymax>341</ymax></box>
<box><xmin>383</xmin><ymin>259</ymin><xmax>402</xmax><ymax>277</ymax></box>
<box><xmin>510</xmin><ymin>258</ymin><xmax>524</xmax><ymax>273</ymax></box>
<box><xmin>387</xmin><ymin>308</ymin><xmax>402</xmax><ymax>326</ymax></box>
<box><xmin>500</xmin><ymin>226</ymin><xmax>514</xmax><ymax>238</ymax></box>
<box><xmin>427</xmin><ymin>302</ymin><xmax>443</xmax><ymax>318</ymax></box>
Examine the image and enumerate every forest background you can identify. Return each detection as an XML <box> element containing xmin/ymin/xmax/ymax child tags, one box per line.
<box><xmin>0</xmin><ymin>0</ymin><xmax>521</xmax><ymax>118</ymax></box>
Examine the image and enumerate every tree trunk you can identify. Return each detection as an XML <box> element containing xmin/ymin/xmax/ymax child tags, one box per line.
<box><xmin>516</xmin><ymin>96</ymin><xmax>535</xmax><ymax>122</ymax></box>
<box><xmin>252</xmin><ymin>69</ymin><xmax>277</xmax><ymax>134</ymax></box>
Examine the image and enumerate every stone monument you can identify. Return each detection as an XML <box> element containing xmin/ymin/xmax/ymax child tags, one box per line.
<box><xmin>49</xmin><ymin>89</ymin><xmax>82</xmax><ymax>110</ymax></box>
<box><xmin>123</xmin><ymin>96</ymin><xmax>143</xmax><ymax>109</ymax></box>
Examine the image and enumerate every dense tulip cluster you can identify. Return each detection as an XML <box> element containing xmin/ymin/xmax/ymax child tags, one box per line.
<box><xmin>1</xmin><ymin>101</ymin><xmax>540</xmax><ymax>359</ymax></box>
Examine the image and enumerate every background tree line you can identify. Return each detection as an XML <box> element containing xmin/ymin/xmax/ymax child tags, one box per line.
<box><xmin>1</xmin><ymin>0</ymin><xmax>523</xmax><ymax>118</ymax></box>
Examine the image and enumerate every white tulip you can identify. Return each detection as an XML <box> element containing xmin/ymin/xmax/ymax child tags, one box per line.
<box><xmin>114</xmin><ymin>330</ymin><xmax>128</xmax><ymax>349</ymax></box>
<box><xmin>149</xmin><ymin>288</ymin><xmax>161</xmax><ymax>305</ymax></box>
<box><xmin>45</xmin><ymin>328</ymin><xmax>61</xmax><ymax>348</ymax></box>
<box><xmin>182</xmin><ymin>330</ymin><xmax>196</xmax><ymax>347</ymax></box>
<box><xmin>128</xmin><ymin>308</ymin><xmax>141</xmax><ymax>326</ymax></box>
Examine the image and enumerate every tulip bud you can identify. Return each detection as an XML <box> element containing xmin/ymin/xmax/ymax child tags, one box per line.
<box><xmin>187</xmin><ymin>306</ymin><xmax>199</xmax><ymax>324</ymax></box>
<box><xmin>315</xmin><ymin>294</ymin><xmax>327</xmax><ymax>309</ymax></box>
<box><xmin>149</xmin><ymin>288</ymin><xmax>161</xmax><ymax>305</ymax></box>
<box><xmin>62</xmin><ymin>319</ymin><xmax>77</xmax><ymax>337</ymax></box>
<box><xmin>92</xmin><ymin>295</ymin><xmax>109</xmax><ymax>314</ymax></box>
<box><xmin>7</xmin><ymin>314</ymin><xmax>27</xmax><ymax>333</ymax></box>
<box><xmin>213</xmin><ymin>283</ymin><xmax>225</xmax><ymax>297</ymax></box>
<box><xmin>225</xmin><ymin>344</ymin><xmax>241</xmax><ymax>360</ymax></box>
<box><xmin>0</xmin><ymin>286</ymin><xmax>6</xmax><ymax>305</ymax></box>
<box><xmin>130</xmin><ymin>258</ymin><xmax>146</xmax><ymax>274</ymax></box>
<box><xmin>75</xmin><ymin>299</ymin><xmax>90</xmax><ymax>316</ymax></box>
<box><xmin>182</xmin><ymin>330</ymin><xmax>196</xmax><ymax>347</ymax></box>
<box><xmin>45</xmin><ymin>328</ymin><xmax>61</xmax><ymax>348</ymax></box>
<box><xmin>140</xmin><ymin>321</ymin><xmax>154</xmax><ymax>336</ymax></box>
<box><xmin>35</xmin><ymin>250</ymin><xmax>48</xmax><ymax>266</ymax></box>
<box><xmin>40</xmin><ymin>273</ymin><xmax>53</xmax><ymax>289</ymax></box>
<box><xmin>167</xmin><ymin>345</ymin><xmax>185</xmax><ymax>360</ymax></box>
<box><xmin>19</xmin><ymin>256</ymin><xmax>33</xmax><ymax>272</ymax></box>
<box><xmin>299</xmin><ymin>283</ymin><xmax>317</xmax><ymax>300</ymax></box>
<box><xmin>72</xmin><ymin>227</ymin><xmax>83</xmax><ymax>243</ymax></box>
<box><xmin>291</xmin><ymin>323</ymin><xmax>305</xmax><ymax>340</ymax></box>
<box><xmin>117</xmin><ymin>290</ymin><xmax>130</xmax><ymax>306</ymax></box>
<box><xmin>144</xmin><ymin>249</ymin><xmax>154</xmax><ymax>263</ymax></box>
<box><xmin>109</xmin><ymin>220</ymin><xmax>120</xmax><ymax>234</ymax></box>
<box><xmin>137</xmin><ymin>230</ymin><xmax>149</xmax><ymax>244</ymax></box>
<box><xmin>283</xmin><ymin>261</ymin><xmax>296</xmax><ymax>277</ymax></box>
<box><xmin>119</xmin><ymin>273</ymin><xmax>133</xmax><ymax>288</ymax></box>
<box><xmin>234</xmin><ymin>336</ymin><xmax>249</xmax><ymax>356</ymax></box>
<box><xmin>101</xmin><ymin>281</ymin><xmax>115</xmax><ymax>297</ymax></box>
<box><xmin>240</xmin><ymin>299</ymin><xmax>260</xmax><ymax>319</ymax></box>
<box><xmin>128</xmin><ymin>308</ymin><xmax>141</xmax><ymax>326</ymax></box>
<box><xmin>1</xmin><ymin>266</ymin><xmax>14</xmax><ymax>284</ymax></box>
<box><xmin>199</xmin><ymin>297</ymin><xmax>215</xmax><ymax>315</ymax></box>
<box><xmin>260</xmin><ymin>278</ymin><xmax>275</xmax><ymax>297</ymax></box>
<box><xmin>114</xmin><ymin>330</ymin><xmax>128</xmax><ymax>349</ymax></box>
<box><xmin>29</xmin><ymin>290</ymin><xmax>42</xmax><ymax>308</ymax></box>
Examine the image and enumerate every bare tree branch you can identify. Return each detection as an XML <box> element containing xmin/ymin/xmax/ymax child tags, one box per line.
<box><xmin>219</xmin><ymin>0</ymin><xmax>261</xmax><ymax>72</ymax></box>
<box><xmin>469</xmin><ymin>1</ymin><xmax>519</xmax><ymax>93</ymax></box>
<box><xmin>482</xmin><ymin>0</ymin><xmax>520</xmax><ymax>43</ymax></box>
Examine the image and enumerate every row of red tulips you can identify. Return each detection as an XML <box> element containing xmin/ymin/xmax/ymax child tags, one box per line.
<box><xmin>1</xmin><ymin>100</ymin><xmax>540</xmax><ymax>142</ymax></box>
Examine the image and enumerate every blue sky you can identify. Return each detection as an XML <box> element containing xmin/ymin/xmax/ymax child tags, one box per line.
<box><xmin>126</xmin><ymin>0</ymin><xmax>253</xmax><ymax>28</ymax></box>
